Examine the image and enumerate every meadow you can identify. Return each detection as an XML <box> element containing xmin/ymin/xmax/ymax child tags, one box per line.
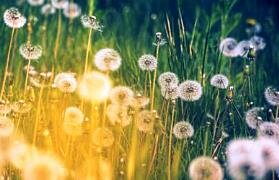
<box><xmin>0</xmin><ymin>0</ymin><xmax>279</xmax><ymax>179</ymax></box>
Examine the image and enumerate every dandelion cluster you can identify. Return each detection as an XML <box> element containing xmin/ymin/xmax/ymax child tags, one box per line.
<box><xmin>0</xmin><ymin>1</ymin><xmax>277</xmax><ymax>180</ymax></box>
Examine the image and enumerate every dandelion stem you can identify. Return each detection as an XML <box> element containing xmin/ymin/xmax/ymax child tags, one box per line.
<box><xmin>150</xmin><ymin>44</ymin><xmax>160</xmax><ymax>110</ymax></box>
<box><xmin>23</xmin><ymin>59</ymin><xmax>31</xmax><ymax>97</ymax></box>
<box><xmin>54</xmin><ymin>10</ymin><xmax>62</xmax><ymax>61</ymax></box>
<box><xmin>0</xmin><ymin>28</ymin><xmax>15</xmax><ymax>99</ymax></box>
<box><xmin>84</xmin><ymin>28</ymin><xmax>92</xmax><ymax>73</ymax></box>
<box><xmin>167</xmin><ymin>104</ymin><xmax>175</xmax><ymax>180</ymax></box>
<box><xmin>276</xmin><ymin>106</ymin><xmax>279</xmax><ymax>119</ymax></box>
<box><xmin>32</xmin><ymin>83</ymin><xmax>44</xmax><ymax>145</ymax></box>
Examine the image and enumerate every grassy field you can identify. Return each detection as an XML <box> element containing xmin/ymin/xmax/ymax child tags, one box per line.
<box><xmin>0</xmin><ymin>0</ymin><xmax>279</xmax><ymax>179</ymax></box>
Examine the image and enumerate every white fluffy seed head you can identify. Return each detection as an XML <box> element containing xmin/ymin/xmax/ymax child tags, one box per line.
<box><xmin>131</xmin><ymin>94</ymin><xmax>149</xmax><ymax>109</ymax></box>
<box><xmin>173</xmin><ymin>121</ymin><xmax>194</xmax><ymax>139</ymax></box>
<box><xmin>257</xmin><ymin>137</ymin><xmax>279</xmax><ymax>169</ymax></box>
<box><xmin>158</xmin><ymin>72</ymin><xmax>179</xmax><ymax>88</ymax></box>
<box><xmin>258</xmin><ymin>122</ymin><xmax>279</xmax><ymax>141</ymax></box>
<box><xmin>63</xmin><ymin>2</ymin><xmax>81</xmax><ymax>19</ymax></box>
<box><xmin>94</xmin><ymin>48</ymin><xmax>122</xmax><ymax>72</ymax></box>
<box><xmin>23</xmin><ymin>154</ymin><xmax>66</xmax><ymax>180</ymax></box>
<box><xmin>51</xmin><ymin>0</ymin><xmax>69</xmax><ymax>9</ymax></box>
<box><xmin>91</xmin><ymin>127</ymin><xmax>114</xmax><ymax>148</ymax></box>
<box><xmin>219</xmin><ymin>38</ymin><xmax>238</xmax><ymax>57</ymax></box>
<box><xmin>178</xmin><ymin>80</ymin><xmax>202</xmax><ymax>101</ymax></box>
<box><xmin>264</xmin><ymin>86</ymin><xmax>279</xmax><ymax>106</ymax></box>
<box><xmin>249</xmin><ymin>36</ymin><xmax>266</xmax><ymax>50</ymax></box>
<box><xmin>138</xmin><ymin>54</ymin><xmax>157</xmax><ymax>71</ymax></box>
<box><xmin>4</xmin><ymin>7</ymin><xmax>26</xmax><ymax>29</ymax></box>
<box><xmin>109</xmin><ymin>86</ymin><xmax>134</xmax><ymax>106</ymax></box>
<box><xmin>81</xmin><ymin>15</ymin><xmax>103</xmax><ymax>31</ymax></box>
<box><xmin>136</xmin><ymin>110</ymin><xmax>155</xmax><ymax>133</ymax></box>
<box><xmin>27</xmin><ymin>0</ymin><xmax>44</xmax><ymax>6</ymax></box>
<box><xmin>64</xmin><ymin>106</ymin><xmax>84</xmax><ymax>125</ymax></box>
<box><xmin>234</xmin><ymin>40</ymin><xmax>252</xmax><ymax>57</ymax></box>
<box><xmin>41</xmin><ymin>4</ymin><xmax>56</xmax><ymax>16</ymax></box>
<box><xmin>78</xmin><ymin>71</ymin><xmax>111</xmax><ymax>103</ymax></box>
<box><xmin>19</xmin><ymin>42</ymin><xmax>42</xmax><ymax>60</ymax></box>
<box><xmin>189</xmin><ymin>156</ymin><xmax>223</xmax><ymax>180</ymax></box>
<box><xmin>226</xmin><ymin>139</ymin><xmax>266</xmax><ymax>180</ymax></box>
<box><xmin>160</xmin><ymin>85</ymin><xmax>179</xmax><ymax>100</ymax></box>
<box><xmin>245</xmin><ymin>107</ymin><xmax>264</xmax><ymax>129</ymax></box>
<box><xmin>0</xmin><ymin>116</ymin><xmax>14</xmax><ymax>138</ymax></box>
<box><xmin>63</xmin><ymin>107</ymin><xmax>84</xmax><ymax>136</ymax></box>
<box><xmin>210</xmin><ymin>74</ymin><xmax>229</xmax><ymax>89</ymax></box>
<box><xmin>53</xmin><ymin>73</ymin><xmax>77</xmax><ymax>93</ymax></box>
<box><xmin>106</xmin><ymin>104</ymin><xmax>131</xmax><ymax>127</ymax></box>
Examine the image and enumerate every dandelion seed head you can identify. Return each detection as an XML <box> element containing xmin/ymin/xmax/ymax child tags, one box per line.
<box><xmin>131</xmin><ymin>94</ymin><xmax>149</xmax><ymax>108</ymax></box>
<box><xmin>0</xmin><ymin>116</ymin><xmax>14</xmax><ymax>138</ymax></box>
<box><xmin>0</xmin><ymin>101</ymin><xmax>11</xmax><ymax>115</ymax></box>
<box><xmin>4</xmin><ymin>7</ymin><xmax>26</xmax><ymax>29</ymax></box>
<box><xmin>63</xmin><ymin>2</ymin><xmax>81</xmax><ymax>19</ymax></box>
<box><xmin>109</xmin><ymin>86</ymin><xmax>134</xmax><ymax>106</ymax></box>
<box><xmin>234</xmin><ymin>40</ymin><xmax>252</xmax><ymax>57</ymax></box>
<box><xmin>23</xmin><ymin>154</ymin><xmax>66</xmax><ymax>180</ymax></box>
<box><xmin>19</xmin><ymin>42</ymin><xmax>42</xmax><ymax>60</ymax></box>
<box><xmin>189</xmin><ymin>156</ymin><xmax>223</xmax><ymax>180</ymax></box>
<box><xmin>106</xmin><ymin>104</ymin><xmax>131</xmax><ymax>127</ymax></box>
<box><xmin>249</xmin><ymin>36</ymin><xmax>266</xmax><ymax>50</ymax></box>
<box><xmin>178</xmin><ymin>80</ymin><xmax>202</xmax><ymax>101</ymax></box>
<box><xmin>138</xmin><ymin>54</ymin><xmax>157</xmax><ymax>71</ymax></box>
<box><xmin>78</xmin><ymin>71</ymin><xmax>111</xmax><ymax>103</ymax></box>
<box><xmin>245</xmin><ymin>107</ymin><xmax>264</xmax><ymax>129</ymax></box>
<box><xmin>8</xmin><ymin>141</ymin><xmax>33</xmax><ymax>169</ymax></box>
<box><xmin>51</xmin><ymin>0</ymin><xmax>69</xmax><ymax>9</ymax></box>
<box><xmin>81</xmin><ymin>15</ymin><xmax>103</xmax><ymax>31</ymax></box>
<box><xmin>258</xmin><ymin>122</ymin><xmax>279</xmax><ymax>140</ymax></box>
<box><xmin>27</xmin><ymin>0</ymin><xmax>44</xmax><ymax>6</ymax></box>
<box><xmin>264</xmin><ymin>87</ymin><xmax>279</xmax><ymax>106</ymax></box>
<box><xmin>53</xmin><ymin>73</ymin><xmax>77</xmax><ymax>93</ymax></box>
<box><xmin>158</xmin><ymin>72</ymin><xmax>179</xmax><ymax>88</ymax></box>
<box><xmin>226</xmin><ymin>139</ymin><xmax>266</xmax><ymax>180</ymax></box>
<box><xmin>210</xmin><ymin>74</ymin><xmax>229</xmax><ymax>89</ymax></box>
<box><xmin>29</xmin><ymin>77</ymin><xmax>49</xmax><ymax>88</ymax></box>
<box><xmin>257</xmin><ymin>137</ymin><xmax>279</xmax><ymax>169</ymax></box>
<box><xmin>41</xmin><ymin>4</ymin><xmax>56</xmax><ymax>15</ymax></box>
<box><xmin>173</xmin><ymin>121</ymin><xmax>194</xmax><ymax>139</ymax></box>
<box><xmin>64</xmin><ymin>107</ymin><xmax>84</xmax><ymax>125</ymax></box>
<box><xmin>136</xmin><ymin>110</ymin><xmax>154</xmax><ymax>133</ymax></box>
<box><xmin>94</xmin><ymin>48</ymin><xmax>122</xmax><ymax>72</ymax></box>
<box><xmin>246</xmin><ymin>19</ymin><xmax>262</xmax><ymax>35</ymax></box>
<box><xmin>92</xmin><ymin>127</ymin><xmax>114</xmax><ymax>148</ymax></box>
<box><xmin>219</xmin><ymin>38</ymin><xmax>238</xmax><ymax>57</ymax></box>
<box><xmin>11</xmin><ymin>100</ymin><xmax>32</xmax><ymax>114</ymax></box>
<box><xmin>160</xmin><ymin>85</ymin><xmax>179</xmax><ymax>100</ymax></box>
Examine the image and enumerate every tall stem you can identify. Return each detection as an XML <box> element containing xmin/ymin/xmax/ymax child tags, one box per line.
<box><xmin>0</xmin><ymin>28</ymin><xmax>15</xmax><ymax>99</ymax></box>
<box><xmin>167</xmin><ymin>104</ymin><xmax>175</xmax><ymax>180</ymax></box>
<box><xmin>24</xmin><ymin>59</ymin><xmax>31</xmax><ymax>97</ymax></box>
<box><xmin>52</xmin><ymin>10</ymin><xmax>62</xmax><ymax>74</ymax></box>
<box><xmin>84</xmin><ymin>29</ymin><xmax>92</xmax><ymax>74</ymax></box>
<box><xmin>150</xmin><ymin>44</ymin><xmax>160</xmax><ymax>110</ymax></box>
